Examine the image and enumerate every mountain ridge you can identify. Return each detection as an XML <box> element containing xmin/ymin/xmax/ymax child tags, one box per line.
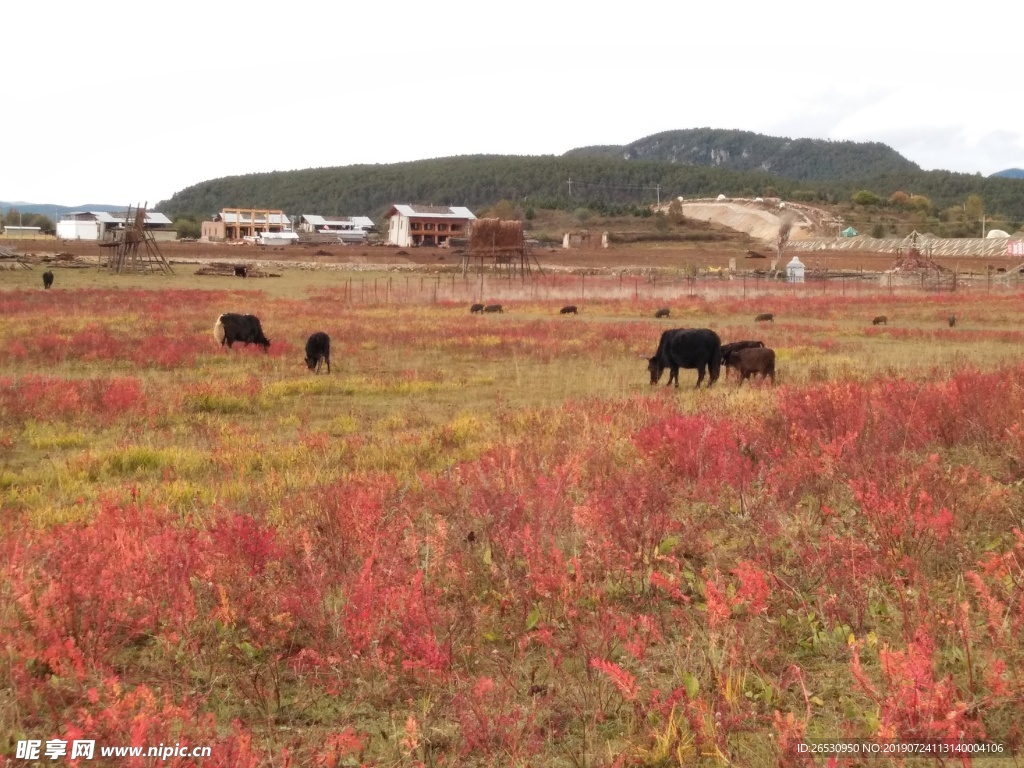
<box><xmin>563</xmin><ymin>128</ymin><xmax>921</xmax><ymax>182</ymax></box>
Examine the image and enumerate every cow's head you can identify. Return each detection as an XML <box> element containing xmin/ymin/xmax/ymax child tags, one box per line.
<box><xmin>305</xmin><ymin>355</ymin><xmax>318</xmax><ymax>370</ymax></box>
<box><xmin>647</xmin><ymin>356</ymin><xmax>664</xmax><ymax>385</ymax></box>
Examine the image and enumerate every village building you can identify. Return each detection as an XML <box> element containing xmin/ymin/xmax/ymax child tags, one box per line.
<box><xmin>298</xmin><ymin>214</ymin><xmax>375</xmax><ymax>243</ymax></box>
<box><xmin>57</xmin><ymin>211</ymin><xmax>176</xmax><ymax>241</ymax></box>
<box><xmin>383</xmin><ymin>204</ymin><xmax>475</xmax><ymax>247</ymax></box>
<box><xmin>2</xmin><ymin>225</ymin><xmax>45</xmax><ymax>239</ymax></box>
<box><xmin>200</xmin><ymin>208</ymin><xmax>294</xmax><ymax>241</ymax></box>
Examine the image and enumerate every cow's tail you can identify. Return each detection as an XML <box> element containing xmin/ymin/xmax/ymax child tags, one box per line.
<box><xmin>213</xmin><ymin>315</ymin><xmax>226</xmax><ymax>346</ymax></box>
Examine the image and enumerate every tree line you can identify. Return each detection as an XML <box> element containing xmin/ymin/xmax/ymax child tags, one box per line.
<box><xmin>158</xmin><ymin>155</ymin><xmax>1024</xmax><ymax>226</ymax></box>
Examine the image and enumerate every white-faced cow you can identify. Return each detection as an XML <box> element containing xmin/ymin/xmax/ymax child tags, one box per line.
<box><xmin>754</xmin><ymin>313</ymin><xmax>774</xmax><ymax>323</ymax></box>
<box><xmin>645</xmin><ymin>328</ymin><xmax>721</xmax><ymax>388</ymax></box>
<box><xmin>726</xmin><ymin>346</ymin><xmax>776</xmax><ymax>385</ymax></box>
<box><xmin>213</xmin><ymin>313</ymin><xmax>271</xmax><ymax>352</ymax></box>
<box><xmin>305</xmin><ymin>331</ymin><xmax>331</xmax><ymax>373</ymax></box>
<box><xmin>560</xmin><ymin>305</ymin><xmax>578</xmax><ymax>315</ymax></box>
<box><xmin>470</xmin><ymin>303</ymin><xmax>485</xmax><ymax>314</ymax></box>
<box><xmin>655</xmin><ymin>307</ymin><xmax>671</xmax><ymax>318</ymax></box>
<box><xmin>872</xmin><ymin>315</ymin><xmax>888</xmax><ymax>326</ymax></box>
<box><xmin>483</xmin><ymin>304</ymin><xmax>504</xmax><ymax>314</ymax></box>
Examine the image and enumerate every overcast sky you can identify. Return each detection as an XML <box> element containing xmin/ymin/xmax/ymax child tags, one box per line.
<box><xmin>3</xmin><ymin>0</ymin><xmax>1022</xmax><ymax>208</ymax></box>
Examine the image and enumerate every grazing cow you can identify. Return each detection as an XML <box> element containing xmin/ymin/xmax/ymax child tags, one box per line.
<box><xmin>720</xmin><ymin>340</ymin><xmax>765</xmax><ymax>376</ymax></box>
<box><xmin>560</xmin><ymin>305</ymin><xmax>578</xmax><ymax>315</ymax></box>
<box><xmin>948</xmin><ymin>314</ymin><xmax>956</xmax><ymax>328</ymax></box>
<box><xmin>213</xmin><ymin>313</ymin><xmax>271</xmax><ymax>352</ymax></box>
<box><xmin>470</xmin><ymin>303</ymin><xmax>485</xmax><ymax>314</ymax></box>
<box><xmin>716</xmin><ymin>342</ymin><xmax>765</xmax><ymax>368</ymax></box>
<box><xmin>645</xmin><ymin>327</ymin><xmax>721</xmax><ymax>388</ymax></box>
<box><xmin>304</xmin><ymin>331</ymin><xmax>331</xmax><ymax>374</ymax></box>
<box><xmin>754</xmin><ymin>313</ymin><xmax>774</xmax><ymax>323</ymax></box>
<box><xmin>727</xmin><ymin>347</ymin><xmax>776</xmax><ymax>385</ymax></box>
<box><xmin>42</xmin><ymin>271</ymin><xmax>54</xmax><ymax>289</ymax></box>
<box><xmin>483</xmin><ymin>304</ymin><xmax>504</xmax><ymax>313</ymax></box>
<box><xmin>872</xmin><ymin>315</ymin><xmax>888</xmax><ymax>326</ymax></box>
<box><xmin>234</xmin><ymin>265</ymin><xmax>248</xmax><ymax>278</ymax></box>
<box><xmin>655</xmin><ymin>307</ymin><xmax>671</xmax><ymax>318</ymax></box>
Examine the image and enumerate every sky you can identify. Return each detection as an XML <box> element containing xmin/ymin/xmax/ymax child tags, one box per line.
<box><xmin>3</xmin><ymin>0</ymin><xmax>1022</xmax><ymax>208</ymax></box>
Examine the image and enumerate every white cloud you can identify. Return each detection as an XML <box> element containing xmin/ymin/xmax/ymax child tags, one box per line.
<box><xmin>3</xmin><ymin>0</ymin><xmax>1022</xmax><ymax>206</ymax></box>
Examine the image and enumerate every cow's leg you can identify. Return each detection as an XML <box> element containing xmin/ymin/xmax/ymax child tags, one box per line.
<box><xmin>669</xmin><ymin>366</ymin><xmax>680</xmax><ymax>387</ymax></box>
<box><xmin>695</xmin><ymin>365</ymin><xmax>706</xmax><ymax>388</ymax></box>
<box><xmin>326</xmin><ymin>356</ymin><xmax>330</xmax><ymax>374</ymax></box>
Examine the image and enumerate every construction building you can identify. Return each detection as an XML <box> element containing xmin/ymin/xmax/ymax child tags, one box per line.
<box><xmin>201</xmin><ymin>208</ymin><xmax>294</xmax><ymax>241</ymax></box>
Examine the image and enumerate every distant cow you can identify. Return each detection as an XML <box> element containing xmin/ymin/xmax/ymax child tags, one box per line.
<box><xmin>42</xmin><ymin>271</ymin><xmax>54</xmax><ymax>289</ymax></box>
<box><xmin>872</xmin><ymin>315</ymin><xmax>888</xmax><ymax>326</ymax></box>
<box><xmin>213</xmin><ymin>313</ymin><xmax>271</xmax><ymax>352</ymax></box>
<box><xmin>470</xmin><ymin>303</ymin><xmax>485</xmax><ymax>314</ymax></box>
<box><xmin>304</xmin><ymin>331</ymin><xmax>331</xmax><ymax>374</ymax></box>
<box><xmin>754</xmin><ymin>313</ymin><xmax>774</xmax><ymax>323</ymax></box>
<box><xmin>645</xmin><ymin>328</ymin><xmax>721</xmax><ymax>388</ymax></box>
<box><xmin>655</xmin><ymin>307</ymin><xmax>671</xmax><ymax>318</ymax></box>
<box><xmin>234</xmin><ymin>265</ymin><xmax>248</xmax><ymax>278</ymax></box>
<box><xmin>560</xmin><ymin>305</ymin><xmax>578</xmax><ymax>315</ymax></box>
<box><xmin>727</xmin><ymin>347</ymin><xmax>776</xmax><ymax>385</ymax></box>
<box><xmin>720</xmin><ymin>340</ymin><xmax>765</xmax><ymax>374</ymax></box>
<box><xmin>948</xmin><ymin>314</ymin><xmax>956</xmax><ymax>327</ymax></box>
<box><xmin>483</xmin><ymin>304</ymin><xmax>504</xmax><ymax>314</ymax></box>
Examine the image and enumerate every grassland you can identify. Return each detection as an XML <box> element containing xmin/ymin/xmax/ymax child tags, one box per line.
<box><xmin>1</xmin><ymin>266</ymin><xmax>1022</xmax><ymax>766</ymax></box>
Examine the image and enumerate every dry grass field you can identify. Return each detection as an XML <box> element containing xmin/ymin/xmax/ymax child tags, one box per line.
<box><xmin>1</xmin><ymin>260</ymin><xmax>1023</xmax><ymax>766</ymax></box>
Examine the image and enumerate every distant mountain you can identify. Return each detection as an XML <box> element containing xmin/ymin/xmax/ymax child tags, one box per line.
<box><xmin>0</xmin><ymin>201</ymin><xmax>126</xmax><ymax>216</ymax></box>
<box><xmin>563</xmin><ymin>128</ymin><xmax>921</xmax><ymax>183</ymax></box>
<box><xmin>991</xmin><ymin>168</ymin><xmax>1024</xmax><ymax>179</ymax></box>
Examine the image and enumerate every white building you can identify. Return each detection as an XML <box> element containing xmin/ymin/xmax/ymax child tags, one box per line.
<box><xmin>57</xmin><ymin>210</ymin><xmax>176</xmax><ymax>241</ymax></box>
<box><xmin>786</xmin><ymin>256</ymin><xmax>806</xmax><ymax>283</ymax></box>
<box><xmin>383</xmin><ymin>204</ymin><xmax>475</xmax><ymax>247</ymax></box>
<box><xmin>299</xmin><ymin>214</ymin><xmax>375</xmax><ymax>243</ymax></box>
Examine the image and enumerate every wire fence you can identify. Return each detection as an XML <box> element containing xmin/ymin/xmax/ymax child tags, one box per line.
<box><xmin>310</xmin><ymin>269</ymin><xmax>1024</xmax><ymax>307</ymax></box>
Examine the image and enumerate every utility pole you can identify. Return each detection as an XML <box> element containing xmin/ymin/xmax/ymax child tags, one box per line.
<box><xmin>656</xmin><ymin>184</ymin><xmax>660</xmax><ymax>207</ymax></box>
<box><xmin>567</xmin><ymin>177</ymin><xmax>572</xmax><ymax>197</ymax></box>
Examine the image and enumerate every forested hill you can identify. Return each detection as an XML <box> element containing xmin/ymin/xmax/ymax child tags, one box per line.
<box><xmin>564</xmin><ymin>128</ymin><xmax>921</xmax><ymax>182</ymax></box>
<box><xmin>159</xmin><ymin>153</ymin><xmax>1024</xmax><ymax>221</ymax></box>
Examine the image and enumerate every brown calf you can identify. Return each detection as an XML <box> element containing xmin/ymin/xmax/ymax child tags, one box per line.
<box><xmin>727</xmin><ymin>346</ymin><xmax>776</xmax><ymax>385</ymax></box>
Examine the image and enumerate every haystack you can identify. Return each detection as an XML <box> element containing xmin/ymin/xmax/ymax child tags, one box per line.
<box><xmin>470</xmin><ymin>218</ymin><xmax>524</xmax><ymax>252</ymax></box>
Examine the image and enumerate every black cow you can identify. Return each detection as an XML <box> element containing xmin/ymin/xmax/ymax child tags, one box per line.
<box><xmin>305</xmin><ymin>331</ymin><xmax>331</xmax><ymax>374</ymax></box>
<box><xmin>654</xmin><ymin>307</ymin><xmax>671</xmax><ymax>318</ymax></box>
<box><xmin>42</xmin><ymin>271</ymin><xmax>54</xmax><ymax>289</ymax></box>
<box><xmin>645</xmin><ymin>328</ymin><xmax>721</xmax><ymax>388</ymax></box>
<box><xmin>727</xmin><ymin>346</ymin><xmax>776</xmax><ymax>385</ymax></box>
<box><xmin>948</xmin><ymin>314</ymin><xmax>956</xmax><ymax>328</ymax></box>
<box><xmin>470</xmin><ymin>303</ymin><xmax>485</xmax><ymax>314</ymax></box>
<box><xmin>754</xmin><ymin>313</ymin><xmax>774</xmax><ymax>323</ymax></box>
<box><xmin>560</xmin><ymin>305</ymin><xmax>578</xmax><ymax>315</ymax></box>
<box><xmin>872</xmin><ymin>315</ymin><xmax>888</xmax><ymax>326</ymax></box>
<box><xmin>234</xmin><ymin>265</ymin><xmax>248</xmax><ymax>278</ymax></box>
<box><xmin>483</xmin><ymin>304</ymin><xmax>504</xmax><ymax>314</ymax></box>
<box><xmin>213</xmin><ymin>313</ymin><xmax>271</xmax><ymax>352</ymax></box>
